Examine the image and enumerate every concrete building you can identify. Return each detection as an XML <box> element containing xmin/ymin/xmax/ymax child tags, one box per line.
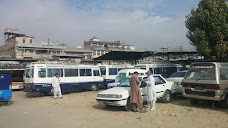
<box><xmin>0</xmin><ymin>28</ymin><xmax>92</xmax><ymax>62</ymax></box>
<box><xmin>84</xmin><ymin>36</ymin><xmax>135</xmax><ymax>58</ymax></box>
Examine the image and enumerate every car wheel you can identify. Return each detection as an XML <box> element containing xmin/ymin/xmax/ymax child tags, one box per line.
<box><xmin>162</xmin><ymin>91</ymin><xmax>171</xmax><ymax>103</ymax></box>
<box><xmin>219</xmin><ymin>95</ymin><xmax>228</xmax><ymax>109</ymax></box>
<box><xmin>125</xmin><ymin>97</ymin><xmax>133</xmax><ymax>111</ymax></box>
<box><xmin>189</xmin><ymin>99</ymin><xmax>198</xmax><ymax>105</ymax></box>
<box><xmin>91</xmin><ymin>84</ymin><xmax>98</xmax><ymax>91</ymax></box>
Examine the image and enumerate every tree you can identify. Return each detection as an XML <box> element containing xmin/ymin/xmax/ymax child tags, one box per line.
<box><xmin>185</xmin><ymin>0</ymin><xmax>228</xmax><ymax>61</ymax></box>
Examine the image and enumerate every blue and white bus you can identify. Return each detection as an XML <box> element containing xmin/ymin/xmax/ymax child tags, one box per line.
<box><xmin>24</xmin><ymin>62</ymin><xmax>104</xmax><ymax>94</ymax></box>
<box><xmin>98</xmin><ymin>65</ymin><xmax>134</xmax><ymax>87</ymax></box>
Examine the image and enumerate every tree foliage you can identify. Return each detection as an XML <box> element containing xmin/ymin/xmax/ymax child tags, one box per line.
<box><xmin>185</xmin><ymin>0</ymin><xmax>228</xmax><ymax>61</ymax></box>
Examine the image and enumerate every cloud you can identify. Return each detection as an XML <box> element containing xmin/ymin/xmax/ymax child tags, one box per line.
<box><xmin>0</xmin><ymin>0</ymin><xmax>197</xmax><ymax>50</ymax></box>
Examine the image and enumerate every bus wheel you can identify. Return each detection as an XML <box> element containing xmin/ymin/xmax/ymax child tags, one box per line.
<box><xmin>189</xmin><ymin>99</ymin><xmax>198</xmax><ymax>105</ymax></box>
<box><xmin>91</xmin><ymin>84</ymin><xmax>98</xmax><ymax>91</ymax></box>
<box><xmin>219</xmin><ymin>96</ymin><xmax>228</xmax><ymax>109</ymax></box>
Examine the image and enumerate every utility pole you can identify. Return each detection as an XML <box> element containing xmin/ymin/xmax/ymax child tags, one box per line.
<box><xmin>47</xmin><ymin>38</ymin><xmax>50</xmax><ymax>59</ymax></box>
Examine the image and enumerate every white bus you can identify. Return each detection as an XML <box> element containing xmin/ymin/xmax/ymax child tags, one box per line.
<box><xmin>24</xmin><ymin>62</ymin><xmax>104</xmax><ymax>94</ymax></box>
<box><xmin>98</xmin><ymin>65</ymin><xmax>134</xmax><ymax>88</ymax></box>
<box><xmin>135</xmin><ymin>62</ymin><xmax>187</xmax><ymax>78</ymax></box>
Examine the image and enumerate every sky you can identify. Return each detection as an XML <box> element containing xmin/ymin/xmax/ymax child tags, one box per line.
<box><xmin>0</xmin><ymin>0</ymin><xmax>200</xmax><ymax>51</ymax></box>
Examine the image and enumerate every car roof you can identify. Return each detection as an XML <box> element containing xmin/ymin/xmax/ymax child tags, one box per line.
<box><xmin>125</xmin><ymin>74</ymin><xmax>161</xmax><ymax>78</ymax></box>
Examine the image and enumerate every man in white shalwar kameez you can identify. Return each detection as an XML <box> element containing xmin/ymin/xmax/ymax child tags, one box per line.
<box><xmin>145</xmin><ymin>71</ymin><xmax>156</xmax><ymax>110</ymax></box>
<box><xmin>52</xmin><ymin>73</ymin><xmax>63</xmax><ymax>99</ymax></box>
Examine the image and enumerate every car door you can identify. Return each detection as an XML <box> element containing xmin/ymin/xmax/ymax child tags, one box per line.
<box><xmin>140</xmin><ymin>77</ymin><xmax>148</xmax><ymax>101</ymax></box>
<box><xmin>154</xmin><ymin>76</ymin><xmax>166</xmax><ymax>98</ymax></box>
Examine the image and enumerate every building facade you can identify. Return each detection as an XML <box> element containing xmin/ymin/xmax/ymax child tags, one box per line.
<box><xmin>84</xmin><ymin>36</ymin><xmax>135</xmax><ymax>58</ymax></box>
<box><xmin>0</xmin><ymin>28</ymin><xmax>92</xmax><ymax>62</ymax></box>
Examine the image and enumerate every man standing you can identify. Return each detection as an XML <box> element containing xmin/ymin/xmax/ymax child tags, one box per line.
<box><xmin>52</xmin><ymin>73</ymin><xmax>63</xmax><ymax>99</ymax></box>
<box><xmin>130</xmin><ymin>72</ymin><xmax>146</xmax><ymax>113</ymax></box>
<box><xmin>145</xmin><ymin>71</ymin><xmax>156</xmax><ymax>110</ymax></box>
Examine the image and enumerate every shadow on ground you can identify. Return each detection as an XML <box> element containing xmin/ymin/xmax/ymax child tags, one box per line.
<box><xmin>170</xmin><ymin>95</ymin><xmax>228</xmax><ymax>114</ymax></box>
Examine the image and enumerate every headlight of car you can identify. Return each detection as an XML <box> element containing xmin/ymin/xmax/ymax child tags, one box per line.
<box><xmin>112</xmin><ymin>94</ymin><xmax>122</xmax><ymax>98</ymax></box>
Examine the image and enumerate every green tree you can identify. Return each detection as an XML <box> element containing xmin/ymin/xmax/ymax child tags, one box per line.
<box><xmin>186</xmin><ymin>0</ymin><xmax>228</xmax><ymax>61</ymax></box>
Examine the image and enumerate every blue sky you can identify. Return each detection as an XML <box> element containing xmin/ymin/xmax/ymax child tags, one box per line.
<box><xmin>0</xmin><ymin>0</ymin><xmax>200</xmax><ymax>51</ymax></box>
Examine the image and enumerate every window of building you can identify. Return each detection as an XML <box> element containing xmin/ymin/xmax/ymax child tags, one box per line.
<box><xmin>65</xmin><ymin>69</ymin><xmax>78</xmax><ymax>77</ymax></box>
<box><xmin>93</xmin><ymin>70</ymin><xmax>100</xmax><ymax>76</ymax></box>
<box><xmin>30</xmin><ymin>39</ymin><xmax>33</xmax><ymax>44</ymax></box>
<box><xmin>79</xmin><ymin>69</ymin><xmax>92</xmax><ymax>76</ymax></box>
<box><xmin>47</xmin><ymin>68</ymin><xmax>63</xmax><ymax>77</ymax></box>
<box><xmin>23</xmin><ymin>38</ymin><xmax>26</xmax><ymax>43</ymax></box>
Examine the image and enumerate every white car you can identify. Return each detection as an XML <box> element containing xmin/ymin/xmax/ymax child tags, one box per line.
<box><xmin>96</xmin><ymin>74</ymin><xmax>175</xmax><ymax>111</ymax></box>
<box><xmin>166</xmin><ymin>71</ymin><xmax>187</xmax><ymax>94</ymax></box>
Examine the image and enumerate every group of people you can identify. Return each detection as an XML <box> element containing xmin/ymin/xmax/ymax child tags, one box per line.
<box><xmin>130</xmin><ymin>71</ymin><xmax>156</xmax><ymax>113</ymax></box>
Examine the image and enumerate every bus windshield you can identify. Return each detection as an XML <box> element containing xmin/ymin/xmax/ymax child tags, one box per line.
<box><xmin>185</xmin><ymin>64</ymin><xmax>216</xmax><ymax>80</ymax></box>
<box><xmin>25</xmin><ymin>68</ymin><xmax>34</xmax><ymax>78</ymax></box>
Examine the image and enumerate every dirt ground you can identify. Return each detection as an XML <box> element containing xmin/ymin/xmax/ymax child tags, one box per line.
<box><xmin>0</xmin><ymin>91</ymin><xmax>227</xmax><ymax>128</ymax></box>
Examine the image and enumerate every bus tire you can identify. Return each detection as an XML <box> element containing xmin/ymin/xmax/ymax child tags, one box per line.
<box><xmin>219</xmin><ymin>95</ymin><xmax>228</xmax><ymax>109</ymax></box>
<box><xmin>189</xmin><ymin>99</ymin><xmax>198</xmax><ymax>105</ymax></box>
<box><xmin>91</xmin><ymin>84</ymin><xmax>98</xmax><ymax>91</ymax></box>
<box><xmin>124</xmin><ymin>97</ymin><xmax>132</xmax><ymax>111</ymax></box>
<box><xmin>162</xmin><ymin>90</ymin><xmax>171</xmax><ymax>103</ymax></box>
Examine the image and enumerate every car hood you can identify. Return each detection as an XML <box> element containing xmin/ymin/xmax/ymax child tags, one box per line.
<box><xmin>98</xmin><ymin>87</ymin><xmax>129</xmax><ymax>95</ymax></box>
<box><xmin>108</xmin><ymin>82</ymin><xmax>120</xmax><ymax>86</ymax></box>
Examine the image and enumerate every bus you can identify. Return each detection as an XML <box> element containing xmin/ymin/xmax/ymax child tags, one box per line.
<box><xmin>98</xmin><ymin>65</ymin><xmax>134</xmax><ymax>87</ymax></box>
<box><xmin>0</xmin><ymin>66</ymin><xmax>24</xmax><ymax>90</ymax></box>
<box><xmin>135</xmin><ymin>61</ymin><xmax>187</xmax><ymax>78</ymax></box>
<box><xmin>24</xmin><ymin>61</ymin><xmax>104</xmax><ymax>94</ymax></box>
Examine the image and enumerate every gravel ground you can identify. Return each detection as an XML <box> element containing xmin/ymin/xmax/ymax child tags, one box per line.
<box><xmin>0</xmin><ymin>91</ymin><xmax>227</xmax><ymax>128</ymax></box>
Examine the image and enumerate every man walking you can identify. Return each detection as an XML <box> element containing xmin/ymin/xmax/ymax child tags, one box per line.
<box><xmin>129</xmin><ymin>72</ymin><xmax>146</xmax><ymax>113</ymax></box>
<box><xmin>51</xmin><ymin>73</ymin><xmax>63</xmax><ymax>99</ymax></box>
<box><xmin>145</xmin><ymin>71</ymin><xmax>156</xmax><ymax>110</ymax></box>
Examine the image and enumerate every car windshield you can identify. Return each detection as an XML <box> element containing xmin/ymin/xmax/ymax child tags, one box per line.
<box><xmin>170</xmin><ymin>71</ymin><xmax>186</xmax><ymax>77</ymax></box>
<box><xmin>185</xmin><ymin>65</ymin><xmax>216</xmax><ymax>80</ymax></box>
<box><xmin>118</xmin><ymin>77</ymin><xmax>143</xmax><ymax>87</ymax></box>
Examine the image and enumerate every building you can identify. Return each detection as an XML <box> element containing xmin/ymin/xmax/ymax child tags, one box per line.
<box><xmin>84</xmin><ymin>36</ymin><xmax>135</xmax><ymax>58</ymax></box>
<box><xmin>0</xmin><ymin>28</ymin><xmax>92</xmax><ymax>62</ymax></box>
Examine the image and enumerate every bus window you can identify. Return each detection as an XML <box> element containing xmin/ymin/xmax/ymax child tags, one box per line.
<box><xmin>25</xmin><ymin>68</ymin><xmax>34</xmax><ymax>78</ymax></box>
<box><xmin>80</xmin><ymin>69</ymin><xmax>92</xmax><ymax>76</ymax></box>
<box><xmin>162</xmin><ymin>67</ymin><xmax>177</xmax><ymax>78</ymax></box>
<box><xmin>93</xmin><ymin>70</ymin><xmax>100</xmax><ymax>76</ymax></box>
<box><xmin>47</xmin><ymin>69</ymin><xmax>63</xmax><ymax>77</ymax></box>
<box><xmin>65</xmin><ymin>69</ymin><xmax>78</xmax><ymax>77</ymax></box>
<box><xmin>149</xmin><ymin>68</ymin><xmax>153</xmax><ymax>74</ymax></box>
<box><xmin>100</xmin><ymin>67</ymin><xmax>106</xmax><ymax>76</ymax></box>
<box><xmin>109</xmin><ymin>68</ymin><xmax>118</xmax><ymax>75</ymax></box>
<box><xmin>38</xmin><ymin>68</ymin><xmax>46</xmax><ymax>78</ymax></box>
<box><xmin>154</xmin><ymin>68</ymin><xmax>162</xmax><ymax>74</ymax></box>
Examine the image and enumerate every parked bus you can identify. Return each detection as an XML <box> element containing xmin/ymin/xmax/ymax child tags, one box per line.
<box><xmin>182</xmin><ymin>62</ymin><xmax>228</xmax><ymax>108</ymax></box>
<box><xmin>24</xmin><ymin>61</ymin><xmax>104</xmax><ymax>94</ymax></box>
<box><xmin>98</xmin><ymin>65</ymin><xmax>134</xmax><ymax>87</ymax></box>
<box><xmin>0</xmin><ymin>67</ymin><xmax>24</xmax><ymax>90</ymax></box>
<box><xmin>135</xmin><ymin>62</ymin><xmax>187</xmax><ymax>78</ymax></box>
